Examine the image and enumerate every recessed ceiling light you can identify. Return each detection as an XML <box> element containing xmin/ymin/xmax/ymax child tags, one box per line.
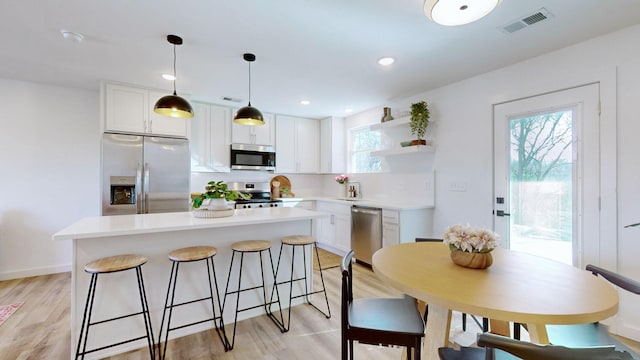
<box><xmin>300</xmin><ymin>100</ymin><xmax>311</xmax><ymax>105</ymax></box>
<box><xmin>377</xmin><ymin>57</ymin><xmax>395</xmax><ymax>66</ymax></box>
<box><xmin>162</xmin><ymin>74</ymin><xmax>176</xmax><ymax>81</ymax></box>
<box><xmin>60</xmin><ymin>30</ymin><xmax>84</xmax><ymax>43</ymax></box>
<box><xmin>345</xmin><ymin>108</ymin><xmax>353</xmax><ymax>113</ymax></box>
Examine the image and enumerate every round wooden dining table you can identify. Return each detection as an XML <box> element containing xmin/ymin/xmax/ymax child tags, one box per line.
<box><xmin>372</xmin><ymin>242</ymin><xmax>619</xmax><ymax>360</ymax></box>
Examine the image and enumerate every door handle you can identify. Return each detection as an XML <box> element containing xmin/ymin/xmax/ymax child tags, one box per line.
<box><xmin>495</xmin><ymin>210</ymin><xmax>510</xmax><ymax>217</ymax></box>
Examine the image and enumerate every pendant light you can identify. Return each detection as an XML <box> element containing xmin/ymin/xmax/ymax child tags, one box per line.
<box><xmin>424</xmin><ymin>0</ymin><xmax>502</xmax><ymax>26</ymax></box>
<box><xmin>234</xmin><ymin>53</ymin><xmax>265</xmax><ymax>126</ymax></box>
<box><xmin>154</xmin><ymin>34</ymin><xmax>194</xmax><ymax>118</ymax></box>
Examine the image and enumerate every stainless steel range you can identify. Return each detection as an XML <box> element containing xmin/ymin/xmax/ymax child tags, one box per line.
<box><xmin>229</xmin><ymin>182</ymin><xmax>282</xmax><ymax>209</ymax></box>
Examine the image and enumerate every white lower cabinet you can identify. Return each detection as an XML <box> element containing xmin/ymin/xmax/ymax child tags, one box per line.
<box><xmin>382</xmin><ymin>209</ymin><xmax>401</xmax><ymax>248</ymax></box>
<box><xmin>280</xmin><ymin>200</ymin><xmax>314</xmax><ymax>210</ymax></box>
<box><xmin>315</xmin><ymin>201</ymin><xmax>351</xmax><ymax>253</ymax></box>
<box><xmin>383</xmin><ymin>208</ymin><xmax>434</xmax><ymax>246</ymax></box>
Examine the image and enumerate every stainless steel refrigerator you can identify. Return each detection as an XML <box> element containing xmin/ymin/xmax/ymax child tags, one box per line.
<box><xmin>102</xmin><ymin>133</ymin><xmax>190</xmax><ymax>216</ymax></box>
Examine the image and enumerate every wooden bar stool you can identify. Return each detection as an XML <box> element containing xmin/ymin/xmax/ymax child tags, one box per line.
<box><xmin>222</xmin><ymin>240</ymin><xmax>286</xmax><ymax>349</ymax></box>
<box><xmin>273</xmin><ymin>235</ymin><xmax>331</xmax><ymax>331</ymax></box>
<box><xmin>157</xmin><ymin>246</ymin><xmax>229</xmax><ymax>359</ymax></box>
<box><xmin>75</xmin><ymin>254</ymin><xmax>154</xmax><ymax>360</ymax></box>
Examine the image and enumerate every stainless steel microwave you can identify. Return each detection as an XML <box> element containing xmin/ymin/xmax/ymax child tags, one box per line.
<box><xmin>230</xmin><ymin>143</ymin><xmax>276</xmax><ymax>171</ymax></box>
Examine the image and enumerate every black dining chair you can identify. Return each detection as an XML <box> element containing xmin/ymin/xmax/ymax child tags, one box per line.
<box><xmin>341</xmin><ymin>250</ymin><xmax>425</xmax><ymax>360</ymax></box>
<box><xmin>542</xmin><ymin>264</ymin><xmax>640</xmax><ymax>357</ymax></box>
<box><xmin>414</xmin><ymin>238</ymin><xmax>488</xmax><ymax>333</ymax></box>
<box><xmin>438</xmin><ymin>332</ymin><xmax>635</xmax><ymax>360</ymax></box>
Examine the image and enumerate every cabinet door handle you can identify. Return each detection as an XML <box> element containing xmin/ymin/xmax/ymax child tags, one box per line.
<box><xmin>331</xmin><ymin>214</ymin><xmax>335</xmax><ymax>225</ymax></box>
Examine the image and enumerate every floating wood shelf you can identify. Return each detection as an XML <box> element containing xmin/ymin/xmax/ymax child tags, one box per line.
<box><xmin>371</xmin><ymin>145</ymin><xmax>434</xmax><ymax>157</ymax></box>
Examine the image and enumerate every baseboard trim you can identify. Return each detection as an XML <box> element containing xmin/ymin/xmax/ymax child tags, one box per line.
<box><xmin>0</xmin><ymin>264</ymin><xmax>71</xmax><ymax>281</ymax></box>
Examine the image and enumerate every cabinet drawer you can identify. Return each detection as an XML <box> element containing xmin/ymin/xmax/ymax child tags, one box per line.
<box><xmin>382</xmin><ymin>209</ymin><xmax>399</xmax><ymax>224</ymax></box>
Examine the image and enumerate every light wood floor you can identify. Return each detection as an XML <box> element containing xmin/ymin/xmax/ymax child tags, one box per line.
<box><xmin>1</xmin><ymin>265</ymin><xmax>639</xmax><ymax>359</ymax></box>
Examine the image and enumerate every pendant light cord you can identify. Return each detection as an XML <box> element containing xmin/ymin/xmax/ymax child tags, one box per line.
<box><xmin>172</xmin><ymin>43</ymin><xmax>177</xmax><ymax>96</ymax></box>
<box><xmin>247</xmin><ymin>61</ymin><xmax>252</xmax><ymax>106</ymax></box>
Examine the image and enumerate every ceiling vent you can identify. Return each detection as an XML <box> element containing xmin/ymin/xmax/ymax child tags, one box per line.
<box><xmin>501</xmin><ymin>8</ymin><xmax>553</xmax><ymax>34</ymax></box>
<box><xmin>221</xmin><ymin>96</ymin><xmax>242</xmax><ymax>103</ymax></box>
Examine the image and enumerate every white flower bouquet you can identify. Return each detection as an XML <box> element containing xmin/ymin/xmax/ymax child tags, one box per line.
<box><xmin>443</xmin><ymin>224</ymin><xmax>499</xmax><ymax>253</ymax></box>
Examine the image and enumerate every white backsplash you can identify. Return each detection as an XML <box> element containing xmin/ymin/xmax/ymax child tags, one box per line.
<box><xmin>191</xmin><ymin>170</ymin><xmax>434</xmax><ymax>206</ymax></box>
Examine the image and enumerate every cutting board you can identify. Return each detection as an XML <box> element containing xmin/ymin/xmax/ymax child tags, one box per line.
<box><xmin>270</xmin><ymin>175</ymin><xmax>292</xmax><ymax>197</ymax></box>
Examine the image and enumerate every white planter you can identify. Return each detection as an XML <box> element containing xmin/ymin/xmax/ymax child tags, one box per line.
<box><xmin>206</xmin><ymin>198</ymin><xmax>229</xmax><ymax>210</ymax></box>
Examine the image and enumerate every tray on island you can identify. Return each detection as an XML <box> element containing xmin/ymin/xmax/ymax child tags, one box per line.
<box><xmin>192</xmin><ymin>208</ymin><xmax>235</xmax><ymax>218</ymax></box>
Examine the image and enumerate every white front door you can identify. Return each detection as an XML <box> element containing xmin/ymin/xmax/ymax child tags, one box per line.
<box><xmin>493</xmin><ymin>84</ymin><xmax>600</xmax><ymax>268</ymax></box>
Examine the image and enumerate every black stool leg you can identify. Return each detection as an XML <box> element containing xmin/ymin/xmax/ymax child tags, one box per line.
<box><xmin>264</xmin><ymin>248</ymin><xmax>286</xmax><ymax>332</ymax></box>
<box><xmin>310</xmin><ymin>243</ymin><xmax>332</xmax><ymax>318</ymax></box>
<box><xmin>76</xmin><ymin>273</ymin><xmax>98</xmax><ymax>360</ymax></box>
<box><xmin>158</xmin><ymin>261</ymin><xmax>179</xmax><ymax>360</ymax></box>
<box><xmin>206</xmin><ymin>256</ymin><xmax>230</xmax><ymax>351</ymax></box>
<box><xmin>224</xmin><ymin>250</ymin><xmax>243</xmax><ymax>350</ymax></box>
<box><xmin>135</xmin><ymin>266</ymin><xmax>155</xmax><ymax>360</ymax></box>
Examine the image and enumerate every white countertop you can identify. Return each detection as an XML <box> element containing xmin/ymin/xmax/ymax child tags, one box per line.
<box><xmin>278</xmin><ymin>197</ymin><xmax>434</xmax><ymax>210</ymax></box>
<box><xmin>53</xmin><ymin>207</ymin><xmax>327</xmax><ymax>241</ymax></box>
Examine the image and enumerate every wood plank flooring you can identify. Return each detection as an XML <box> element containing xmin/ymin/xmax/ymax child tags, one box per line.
<box><xmin>1</xmin><ymin>265</ymin><xmax>639</xmax><ymax>359</ymax></box>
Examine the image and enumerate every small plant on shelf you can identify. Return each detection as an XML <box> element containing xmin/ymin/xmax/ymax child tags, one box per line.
<box><xmin>410</xmin><ymin>100</ymin><xmax>430</xmax><ymax>145</ymax></box>
<box><xmin>192</xmin><ymin>181</ymin><xmax>249</xmax><ymax>209</ymax></box>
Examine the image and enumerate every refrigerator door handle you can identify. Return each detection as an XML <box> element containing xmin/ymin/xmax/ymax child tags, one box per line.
<box><xmin>143</xmin><ymin>163</ymin><xmax>150</xmax><ymax>214</ymax></box>
<box><xmin>136</xmin><ymin>163</ymin><xmax>143</xmax><ymax>214</ymax></box>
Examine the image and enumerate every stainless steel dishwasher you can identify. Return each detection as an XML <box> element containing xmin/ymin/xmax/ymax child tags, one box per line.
<box><xmin>351</xmin><ymin>205</ymin><xmax>382</xmax><ymax>266</ymax></box>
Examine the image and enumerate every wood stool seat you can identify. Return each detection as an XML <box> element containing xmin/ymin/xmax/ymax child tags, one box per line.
<box><xmin>168</xmin><ymin>246</ymin><xmax>218</xmax><ymax>262</ymax></box>
<box><xmin>84</xmin><ymin>254</ymin><xmax>147</xmax><ymax>274</ymax></box>
<box><xmin>231</xmin><ymin>240</ymin><xmax>271</xmax><ymax>252</ymax></box>
<box><xmin>281</xmin><ymin>235</ymin><xmax>315</xmax><ymax>246</ymax></box>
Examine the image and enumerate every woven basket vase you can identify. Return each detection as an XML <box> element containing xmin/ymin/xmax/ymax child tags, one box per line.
<box><xmin>450</xmin><ymin>248</ymin><xmax>493</xmax><ymax>269</ymax></box>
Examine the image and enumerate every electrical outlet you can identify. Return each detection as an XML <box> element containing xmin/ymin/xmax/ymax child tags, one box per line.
<box><xmin>448</xmin><ymin>181</ymin><xmax>467</xmax><ymax>192</ymax></box>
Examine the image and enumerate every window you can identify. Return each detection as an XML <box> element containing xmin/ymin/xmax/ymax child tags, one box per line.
<box><xmin>350</xmin><ymin>126</ymin><xmax>381</xmax><ymax>173</ymax></box>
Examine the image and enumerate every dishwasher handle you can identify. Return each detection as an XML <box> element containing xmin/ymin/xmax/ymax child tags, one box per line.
<box><xmin>351</xmin><ymin>207</ymin><xmax>381</xmax><ymax>215</ymax></box>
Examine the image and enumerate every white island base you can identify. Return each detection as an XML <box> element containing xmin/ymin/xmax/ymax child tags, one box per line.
<box><xmin>54</xmin><ymin>208</ymin><xmax>328</xmax><ymax>359</ymax></box>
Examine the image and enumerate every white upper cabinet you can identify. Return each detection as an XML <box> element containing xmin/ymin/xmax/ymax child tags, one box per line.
<box><xmin>231</xmin><ymin>110</ymin><xmax>275</xmax><ymax>146</ymax></box>
<box><xmin>190</xmin><ymin>102</ymin><xmax>231</xmax><ymax>172</ymax></box>
<box><xmin>320</xmin><ymin>116</ymin><xmax>345</xmax><ymax>174</ymax></box>
<box><xmin>103</xmin><ymin>83</ymin><xmax>189</xmax><ymax>137</ymax></box>
<box><xmin>275</xmin><ymin>115</ymin><xmax>319</xmax><ymax>173</ymax></box>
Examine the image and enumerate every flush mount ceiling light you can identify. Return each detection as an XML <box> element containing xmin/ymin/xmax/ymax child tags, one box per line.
<box><xmin>377</xmin><ymin>57</ymin><xmax>395</xmax><ymax>66</ymax></box>
<box><xmin>424</xmin><ymin>0</ymin><xmax>502</xmax><ymax>26</ymax></box>
<box><xmin>300</xmin><ymin>100</ymin><xmax>311</xmax><ymax>105</ymax></box>
<box><xmin>153</xmin><ymin>34</ymin><xmax>194</xmax><ymax>119</ymax></box>
<box><xmin>234</xmin><ymin>53</ymin><xmax>265</xmax><ymax>126</ymax></box>
<box><xmin>60</xmin><ymin>30</ymin><xmax>84</xmax><ymax>43</ymax></box>
<box><xmin>161</xmin><ymin>74</ymin><xmax>176</xmax><ymax>81</ymax></box>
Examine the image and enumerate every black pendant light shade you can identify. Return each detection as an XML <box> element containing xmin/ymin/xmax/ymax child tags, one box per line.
<box><xmin>154</xmin><ymin>34</ymin><xmax>194</xmax><ymax>119</ymax></box>
<box><xmin>234</xmin><ymin>53</ymin><xmax>265</xmax><ymax>126</ymax></box>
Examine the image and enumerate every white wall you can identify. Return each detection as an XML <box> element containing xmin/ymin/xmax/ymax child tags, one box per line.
<box><xmin>344</xmin><ymin>24</ymin><xmax>640</xmax><ymax>339</ymax></box>
<box><xmin>0</xmin><ymin>79</ymin><xmax>100</xmax><ymax>280</ymax></box>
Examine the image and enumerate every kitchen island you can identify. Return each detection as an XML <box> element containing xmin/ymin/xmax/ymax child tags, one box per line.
<box><xmin>53</xmin><ymin>207</ymin><xmax>328</xmax><ymax>359</ymax></box>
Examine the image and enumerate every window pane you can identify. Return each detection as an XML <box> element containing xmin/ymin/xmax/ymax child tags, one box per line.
<box><xmin>350</xmin><ymin>127</ymin><xmax>381</xmax><ymax>173</ymax></box>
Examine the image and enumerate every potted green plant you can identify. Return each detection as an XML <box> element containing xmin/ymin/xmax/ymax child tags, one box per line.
<box><xmin>410</xmin><ymin>100</ymin><xmax>430</xmax><ymax>146</ymax></box>
<box><xmin>192</xmin><ymin>181</ymin><xmax>249</xmax><ymax>210</ymax></box>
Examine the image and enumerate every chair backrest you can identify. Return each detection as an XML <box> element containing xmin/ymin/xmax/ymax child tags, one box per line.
<box><xmin>586</xmin><ymin>264</ymin><xmax>640</xmax><ymax>295</ymax></box>
<box><xmin>341</xmin><ymin>250</ymin><xmax>355</xmax><ymax>332</ymax></box>
<box><xmin>415</xmin><ymin>238</ymin><xmax>443</xmax><ymax>243</ymax></box>
<box><xmin>476</xmin><ymin>333</ymin><xmax>634</xmax><ymax>360</ymax></box>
